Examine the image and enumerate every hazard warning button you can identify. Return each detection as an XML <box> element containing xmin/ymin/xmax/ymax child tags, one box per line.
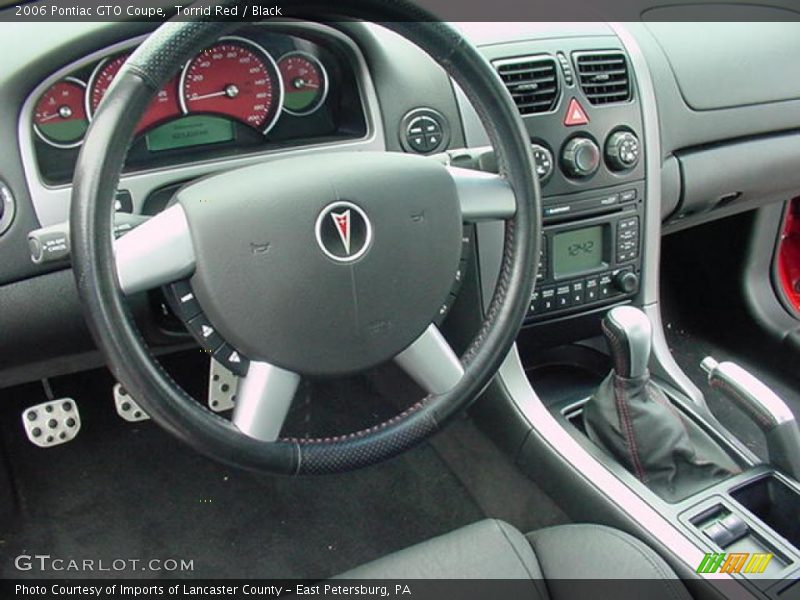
<box><xmin>564</xmin><ymin>97</ymin><xmax>589</xmax><ymax>126</ymax></box>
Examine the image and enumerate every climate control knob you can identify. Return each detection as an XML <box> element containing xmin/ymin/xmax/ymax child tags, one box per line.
<box><xmin>561</xmin><ymin>137</ymin><xmax>601</xmax><ymax>179</ymax></box>
<box><xmin>605</xmin><ymin>130</ymin><xmax>640</xmax><ymax>171</ymax></box>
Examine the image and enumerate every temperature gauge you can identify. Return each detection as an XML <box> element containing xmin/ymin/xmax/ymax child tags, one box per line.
<box><xmin>278</xmin><ymin>52</ymin><xmax>328</xmax><ymax>116</ymax></box>
<box><xmin>33</xmin><ymin>78</ymin><xmax>88</xmax><ymax>148</ymax></box>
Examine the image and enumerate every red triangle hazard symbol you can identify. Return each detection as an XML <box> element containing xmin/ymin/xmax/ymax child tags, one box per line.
<box><xmin>564</xmin><ymin>97</ymin><xmax>589</xmax><ymax>126</ymax></box>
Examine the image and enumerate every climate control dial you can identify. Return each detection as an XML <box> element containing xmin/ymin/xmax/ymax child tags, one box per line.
<box><xmin>605</xmin><ymin>130</ymin><xmax>641</xmax><ymax>171</ymax></box>
<box><xmin>561</xmin><ymin>137</ymin><xmax>601</xmax><ymax>179</ymax></box>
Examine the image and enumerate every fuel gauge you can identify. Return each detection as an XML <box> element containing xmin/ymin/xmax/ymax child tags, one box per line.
<box><xmin>278</xmin><ymin>52</ymin><xmax>328</xmax><ymax>116</ymax></box>
<box><xmin>33</xmin><ymin>78</ymin><xmax>88</xmax><ymax>148</ymax></box>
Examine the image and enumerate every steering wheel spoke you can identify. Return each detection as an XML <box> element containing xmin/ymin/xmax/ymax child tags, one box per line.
<box><xmin>231</xmin><ymin>361</ymin><xmax>301</xmax><ymax>442</ymax></box>
<box><xmin>448</xmin><ymin>166</ymin><xmax>517</xmax><ymax>222</ymax></box>
<box><xmin>114</xmin><ymin>204</ymin><xmax>196</xmax><ymax>294</ymax></box>
<box><xmin>394</xmin><ymin>324</ymin><xmax>464</xmax><ymax>395</ymax></box>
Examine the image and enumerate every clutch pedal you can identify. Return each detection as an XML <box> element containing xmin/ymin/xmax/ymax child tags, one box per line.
<box><xmin>113</xmin><ymin>383</ymin><xmax>150</xmax><ymax>422</ymax></box>
<box><xmin>22</xmin><ymin>398</ymin><xmax>81</xmax><ymax>448</ymax></box>
<box><xmin>208</xmin><ymin>358</ymin><xmax>239</xmax><ymax>412</ymax></box>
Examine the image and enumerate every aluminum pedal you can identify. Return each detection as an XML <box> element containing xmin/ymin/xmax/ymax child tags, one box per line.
<box><xmin>113</xmin><ymin>384</ymin><xmax>150</xmax><ymax>422</ymax></box>
<box><xmin>22</xmin><ymin>398</ymin><xmax>80</xmax><ymax>448</ymax></box>
<box><xmin>208</xmin><ymin>358</ymin><xmax>239</xmax><ymax>412</ymax></box>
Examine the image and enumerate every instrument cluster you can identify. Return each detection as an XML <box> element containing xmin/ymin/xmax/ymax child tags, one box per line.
<box><xmin>30</xmin><ymin>29</ymin><xmax>365</xmax><ymax>184</ymax></box>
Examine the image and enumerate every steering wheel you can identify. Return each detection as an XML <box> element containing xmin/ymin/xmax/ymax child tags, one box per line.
<box><xmin>70</xmin><ymin>0</ymin><xmax>541</xmax><ymax>475</ymax></box>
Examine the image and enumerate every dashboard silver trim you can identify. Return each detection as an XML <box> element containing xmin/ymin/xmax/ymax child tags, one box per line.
<box><xmin>608</xmin><ymin>22</ymin><xmax>705</xmax><ymax>406</ymax></box>
<box><xmin>18</xmin><ymin>22</ymin><xmax>385</xmax><ymax>228</ymax></box>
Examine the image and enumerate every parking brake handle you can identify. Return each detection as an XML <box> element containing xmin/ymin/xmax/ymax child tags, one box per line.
<box><xmin>702</xmin><ymin>357</ymin><xmax>800</xmax><ymax>481</ymax></box>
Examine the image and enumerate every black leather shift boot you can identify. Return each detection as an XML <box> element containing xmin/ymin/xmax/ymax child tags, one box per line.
<box><xmin>584</xmin><ymin>370</ymin><xmax>735</xmax><ymax>501</ymax></box>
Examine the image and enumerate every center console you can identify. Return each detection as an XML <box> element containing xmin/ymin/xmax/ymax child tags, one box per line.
<box><xmin>456</xmin><ymin>22</ymin><xmax>800</xmax><ymax>598</ymax></box>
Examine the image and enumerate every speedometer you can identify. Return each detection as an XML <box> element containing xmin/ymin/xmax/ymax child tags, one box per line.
<box><xmin>180</xmin><ymin>37</ymin><xmax>283</xmax><ymax>134</ymax></box>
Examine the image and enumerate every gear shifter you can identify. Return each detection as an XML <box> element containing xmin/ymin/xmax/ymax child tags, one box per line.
<box><xmin>601</xmin><ymin>306</ymin><xmax>652</xmax><ymax>379</ymax></box>
<box><xmin>584</xmin><ymin>307</ymin><xmax>733</xmax><ymax>498</ymax></box>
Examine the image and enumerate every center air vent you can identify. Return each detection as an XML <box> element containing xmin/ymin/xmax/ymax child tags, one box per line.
<box><xmin>574</xmin><ymin>51</ymin><xmax>631</xmax><ymax>105</ymax></box>
<box><xmin>494</xmin><ymin>55</ymin><xmax>559</xmax><ymax>115</ymax></box>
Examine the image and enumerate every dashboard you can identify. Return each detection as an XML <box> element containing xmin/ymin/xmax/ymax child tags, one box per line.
<box><xmin>29</xmin><ymin>26</ymin><xmax>368</xmax><ymax>186</ymax></box>
<box><xmin>2</xmin><ymin>15</ymin><xmax>800</xmax><ymax>388</ymax></box>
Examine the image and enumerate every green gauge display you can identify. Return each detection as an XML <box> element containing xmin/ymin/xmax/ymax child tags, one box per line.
<box><xmin>278</xmin><ymin>52</ymin><xmax>328</xmax><ymax>116</ymax></box>
<box><xmin>33</xmin><ymin>78</ymin><xmax>88</xmax><ymax>148</ymax></box>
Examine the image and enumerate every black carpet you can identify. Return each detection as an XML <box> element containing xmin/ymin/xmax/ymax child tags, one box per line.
<box><xmin>0</xmin><ymin>353</ymin><xmax>565</xmax><ymax>579</ymax></box>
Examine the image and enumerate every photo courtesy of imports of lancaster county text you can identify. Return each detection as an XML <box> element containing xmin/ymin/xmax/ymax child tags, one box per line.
<box><xmin>1</xmin><ymin>0</ymin><xmax>800</xmax><ymax>598</ymax></box>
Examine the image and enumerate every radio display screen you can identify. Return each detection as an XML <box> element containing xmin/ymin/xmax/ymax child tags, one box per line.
<box><xmin>553</xmin><ymin>225</ymin><xmax>606</xmax><ymax>278</ymax></box>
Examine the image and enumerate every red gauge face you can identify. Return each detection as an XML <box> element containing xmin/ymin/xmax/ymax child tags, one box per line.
<box><xmin>278</xmin><ymin>53</ymin><xmax>328</xmax><ymax>115</ymax></box>
<box><xmin>181</xmin><ymin>39</ymin><xmax>280</xmax><ymax>132</ymax></box>
<box><xmin>88</xmin><ymin>53</ymin><xmax>181</xmax><ymax>134</ymax></box>
<box><xmin>33</xmin><ymin>79</ymin><xmax>88</xmax><ymax>147</ymax></box>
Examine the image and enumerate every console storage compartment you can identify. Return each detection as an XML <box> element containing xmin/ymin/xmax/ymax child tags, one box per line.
<box><xmin>731</xmin><ymin>474</ymin><xmax>800</xmax><ymax>549</ymax></box>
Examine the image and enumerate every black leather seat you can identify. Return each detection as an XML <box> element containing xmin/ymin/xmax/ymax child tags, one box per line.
<box><xmin>338</xmin><ymin>519</ymin><xmax>691</xmax><ymax>599</ymax></box>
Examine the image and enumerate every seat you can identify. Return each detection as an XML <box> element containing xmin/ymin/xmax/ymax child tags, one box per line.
<box><xmin>337</xmin><ymin>519</ymin><xmax>692</xmax><ymax>599</ymax></box>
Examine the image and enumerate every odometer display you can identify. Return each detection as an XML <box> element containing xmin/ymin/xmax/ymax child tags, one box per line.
<box><xmin>87</xmin><ymin>53</ymin><xmax>181</xmax><ymax>134</ymax></box>
<box><xmin>180</xmin><ymin>37</ymin><xmax>282</xmax><ymax>133</ymax></box>
<box><xmin>33</xmin><ymin>78</ymin><xmax>88</xmax><ymax>147</ymax></box>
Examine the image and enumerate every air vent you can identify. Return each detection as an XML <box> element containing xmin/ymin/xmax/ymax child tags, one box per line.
<box><xmin>494</xmin><ymin>55</ymin><xmax>559</xmax><ymax>115</ymax></box>
<box><xmin>574</xmin><ymin>51</ymin><xmax>631</xmax><ymax>105</ymax></box>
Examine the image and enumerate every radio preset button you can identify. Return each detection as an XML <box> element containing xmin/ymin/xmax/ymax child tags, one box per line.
<box><xmin>571</xmin><ymin>281</ymin><xmax>585</xmax><ymax>305</ymax></box>
<box><xmin>585</xmin><ymin>278</ymin><xmax>599</xmax><ymax>302</ymax></box>
<box><xmin>541</xmin><ymin>287</ymin><xmax>556</xmax><ymax>312</ymax></box>
<box><xmin>556</xmin><ymin>284</ymin><xmax>572</xmax><ymax>308</ymax></box>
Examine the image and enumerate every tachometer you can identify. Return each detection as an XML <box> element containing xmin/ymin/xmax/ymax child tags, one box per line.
<box><xmin>180</xmin><ymin>36</ymin><xmax>282</xmax><ymax>134</ymax></box>
<box><xmin>278</xmin><ymin>52</ymin><xmax>328</xmax><ymax>116</ymax></box>
<box><xmin>87</xmin><ymin>53</ymin><xmax>181</xmax><ymax>134</ymax></box>
<box><xmin>33</xmin><ymin>78</ymin><xmax>88</xmax><ymax>148</ymax></box>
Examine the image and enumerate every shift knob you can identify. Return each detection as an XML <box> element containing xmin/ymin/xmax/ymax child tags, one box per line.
<box><xmin>602</xmin><ymin>306</ymin><xmax>652</xmax><ymax>379</ymax></box>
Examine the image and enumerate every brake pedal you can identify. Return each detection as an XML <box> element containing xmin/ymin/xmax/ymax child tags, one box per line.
<box><xmin>208</xmin><ymin>358</ymin><xmax>239</xmax><ymax>412</ymax></box>
<box><xmin>113</xmin><ymin>384</ymin><xmax>150</xmax><ymax>422</ymax></box>
<box><xmin>22</xmin><ymin>398</ymin><xmax>81</xmax><ymax>448</ymax></box>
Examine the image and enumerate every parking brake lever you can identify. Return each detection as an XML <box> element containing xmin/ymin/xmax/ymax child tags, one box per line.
<box><xmin>702</xmin><ymin>357</ymin><xmax>800</xmax><ymax>481</ymax></box>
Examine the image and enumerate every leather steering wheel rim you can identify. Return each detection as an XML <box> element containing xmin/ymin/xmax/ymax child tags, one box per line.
<box><xmin>70</xmin><ymin>0</ymin><xmax>541</xmax><ymax>475</ymax></box>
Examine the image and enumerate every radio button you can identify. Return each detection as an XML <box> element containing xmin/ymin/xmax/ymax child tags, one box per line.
<box><xmin>556</xmin><ymin>284</ymin><xmax>572</xmax><ymax>308</ymax></box>
<box><xmin>541</xmin><ymin>287</ymin><xmax>556</xmax><ymax>312</ymax></box>
<box><xmin>599</xmin><ymin>274</ymin><xmax>615</xmax><ymax>298</ymax></box>
<box><xmin>620</xmin><ymin>189</ymin><xmax>637</xmax><ymax>203</ymax></box>
<box><xmin>571</xmin><ymin>281</ymin><xmax>585</xmax><ymax>305</ymax></box>
<box><xmin>585</xmin><ymin>277</ymin><xmax>599</xmax><ymax>302</ymax></box>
